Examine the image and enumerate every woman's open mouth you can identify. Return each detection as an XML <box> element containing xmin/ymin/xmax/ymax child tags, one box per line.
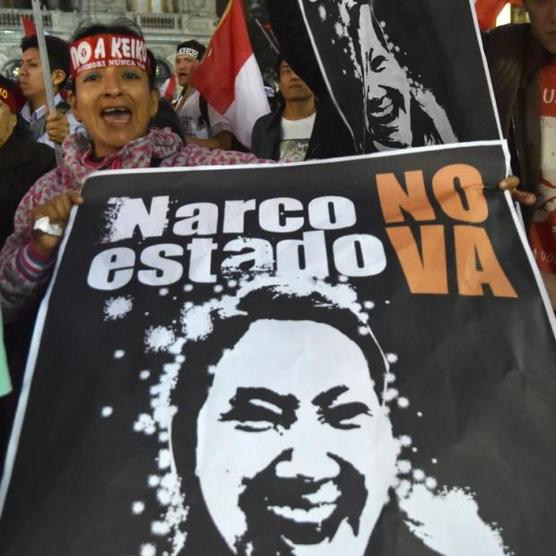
<box><xmin>101</xmin><ymin>107</ymin><xmax>132</xmax><ymax>125</ymax></box>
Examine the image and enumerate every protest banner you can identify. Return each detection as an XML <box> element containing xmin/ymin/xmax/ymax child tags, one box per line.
<box><xmin>268</xmin><ymin>0</ymin><xmax>502</xmax><ymax>155</ymax></box>
<box><xmin>0</xmin><ymin>141</ymin><xmax>555</xmax><ymax>555</ymax></box>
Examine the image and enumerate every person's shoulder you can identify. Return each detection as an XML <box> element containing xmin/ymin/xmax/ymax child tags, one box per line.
<box><xmin>253</xmin><ymin>107</ymin><xmax>282</xmax><ymax>133</ymax></box>
<box><xmin>486</xmin><ymin>23</ymin><xmax>530</xmax><ymax>51</ymax></box>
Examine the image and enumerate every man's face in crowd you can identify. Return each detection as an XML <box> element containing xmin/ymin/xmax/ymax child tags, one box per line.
<box><xmin>358</xmin><ymin>5</ymin><xmax>412</xmax><ymax>149</ymax></box>
<box><xmin>193</xmin><ymin>319</ymin><xmax>399</xmax><ymax>555</ymax></box>
<box><xmin>175</xmin><ymin>54</ymin><xmax>199</xmax><ymax>87</ymax></box>
<box><xmin>279</xmin><ymin>61</ymin><xmax>314</xmax><ymax>103</ymax></box>
<box><xmin>19</xmin><ymin>48</ymin><xmax>46</xmax><ymax>101</ymax></box>
<box><xmin>19</xmin><ymin>47</ymin><xmax>64</xmax><ymax>105</ymax></box>
<box><xmin>69</xmin><ymin>65</ymin><xmax>158</xmax><ymax>158</ymax></box>
<box><xmin>526</xmin><ymin>0</ymin><xmax>556</xmax><ymax>55</ymax></box>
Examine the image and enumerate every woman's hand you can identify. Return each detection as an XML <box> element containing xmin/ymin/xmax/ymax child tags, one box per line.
<box><xmin>31</xmin><ymin>191</ymin><xmax>84</xmax><ymax>256</ymax></box>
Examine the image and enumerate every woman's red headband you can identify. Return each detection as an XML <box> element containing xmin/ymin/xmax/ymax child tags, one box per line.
<box><xmin>69</xmin><ymin>34</ymin><xmax>150</xmax><ymax>79</ymax></box>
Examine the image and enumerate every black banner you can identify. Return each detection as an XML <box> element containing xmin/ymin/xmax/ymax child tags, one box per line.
<box><xmin>268</xmin><ymin>0</ymin><xmax>501</xmax><ymax>154</ymax></box>
<box><xmin>1</xmin><ymin>142</ymin><xmax>555</xmax><ymax>555</ymax></box>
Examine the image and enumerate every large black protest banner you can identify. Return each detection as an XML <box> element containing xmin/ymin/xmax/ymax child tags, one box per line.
<box><xmin>1</xmin><ymin>142</ymin><xmax>555</xmax><ymax>555</ymax></box>
<box><xmin>268</xmin><ymin>0</ymin><xmax>501</xmax><ymax>154</ymax></box>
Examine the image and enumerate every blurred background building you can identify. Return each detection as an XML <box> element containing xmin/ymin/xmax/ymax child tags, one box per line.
<box><xmin>0</xmin><ymin>0</ymin><xmax>219</xmax><ymax>79</ymax></box>
<box><xmin>0</xmin><ymin>0</ymin><xmax>530</xmax><ymax>85</ymax></box>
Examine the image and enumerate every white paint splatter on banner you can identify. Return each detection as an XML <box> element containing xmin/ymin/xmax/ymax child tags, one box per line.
<box><xmin>103</xmin><ymin>296</ymin><xmax>133</xmax><ymax>321</ymax></box>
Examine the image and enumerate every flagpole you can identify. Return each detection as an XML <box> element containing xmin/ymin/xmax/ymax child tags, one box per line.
<box><xmin>254</xmin><ymin>18</ymin><xmax>280</xmax><ymax>54</ymax></box>
<box><xmin>31</xmin><ymin>0</ymin><xmax>63</xmax><ymax>165</ymax></box>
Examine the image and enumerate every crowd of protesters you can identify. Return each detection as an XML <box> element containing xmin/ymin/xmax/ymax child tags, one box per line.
<box><xmin>0</xmin><ymin>0</ymin><xmax>555</xmax><ymax>470</ymax></box>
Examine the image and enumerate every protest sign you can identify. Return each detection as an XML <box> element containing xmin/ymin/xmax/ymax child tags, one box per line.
<box><xmin>1</xmin><ymin>142</ymin><xmax>555</xmax><ymax>555</ymax></box>
<box><xmin>268</xmin><ymin>0</ymin><xmax>502</xmax><ymax>155</ymax></box>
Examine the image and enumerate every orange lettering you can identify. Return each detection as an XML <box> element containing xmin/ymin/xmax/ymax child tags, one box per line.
<box><xmin>454</xmin><ymin>226</ymin><xmax>517</xmax><ymax>297</ymax></box>
<box><xmin>433</xmin><ymin>164</ymin><xmax>488</xmax><ymax>223</ymax></box>
<box><xmin>377</xmin><ymin>171</ymin><xmax>436</xmax><ymax>224</ymax></box>
<box><xmin>387</xmin><ymin>225</ymin><xmax>448</xmax><ymax>294</ymax></box>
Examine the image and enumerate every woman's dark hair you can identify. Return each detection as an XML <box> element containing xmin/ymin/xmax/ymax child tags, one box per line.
<box><xmin>69</xmin><ymin>20</ymin><xmax>156</xmax><ymax>91</ymax></box>
<box><xmin>20</xmin><ymin>35</ymin><xmax>70</xmax><ymax>89</ymax></box>
<box><xmin>152</xmin><ymin>98</ymin><xmax>184</xmax><ymax>140</ymax></box>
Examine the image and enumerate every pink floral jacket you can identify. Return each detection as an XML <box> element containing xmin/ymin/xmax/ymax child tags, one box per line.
<box><xmin>0</xmin><ymin>128</ymin><xmax>268</xmax><ymax>321</ymax></box>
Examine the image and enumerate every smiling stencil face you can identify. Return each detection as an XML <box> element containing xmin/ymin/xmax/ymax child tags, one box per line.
<box><xmin>70</xmin><ymin>65</ymin><xmax>158</xmax><ymax>158</ymax></box>
<box><xmin>357</xmin><ymin>5</ymin><xmax>412</xmax><ymax>149</ymax></box>
<box><xmin>194</xmin><ymin>319</ymin><xmax>399</xmax><ymax>555</ymax></box>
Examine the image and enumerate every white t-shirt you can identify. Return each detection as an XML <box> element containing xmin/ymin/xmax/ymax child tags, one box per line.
<box><xmin>279</xmin><ymin>112</ymin><xmax>316</xmax><ymax>162</ymax></box>
<box><xmin>174</xmin><ymin>88</ymin><xmax>232</xmax><ymax>139</ymax></box>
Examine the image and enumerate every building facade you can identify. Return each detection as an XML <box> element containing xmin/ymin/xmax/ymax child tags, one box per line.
<box><xmin>0</xmin><ymin>0</ymin><xmax>218</xmax><ymax>75</ymax></box>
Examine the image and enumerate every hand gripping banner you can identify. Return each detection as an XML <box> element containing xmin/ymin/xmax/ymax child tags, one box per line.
<box><xmin>1</xmin><ymin>141</ymin><xmax>555</xmax><ymax>555</ymax></box>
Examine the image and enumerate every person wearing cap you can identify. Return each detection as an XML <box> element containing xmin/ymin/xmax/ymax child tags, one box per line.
<box><xmin>0</xmin><ymin>21</ymin><xmax>269</xmax><ymax>323</ymax></box>
<box><xmin>173</xmin><ymin>39</ymin><xmax>234</xmax><ymax>150</ymax></box>
<box><xmin>19</xmin><ymin>34</ymin><xmax>82</xmax><ymax>149</ymax></box>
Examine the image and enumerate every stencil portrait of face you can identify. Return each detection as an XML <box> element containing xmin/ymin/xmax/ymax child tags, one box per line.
<box><xmin>193</xmin><ymin>318</ymin><xmax>399</xmax><ymax>555</ymax></box>
<box><xmin>357</xmin><ymin>4</ymin><xmax>413</xmax><ymax>150</ymax></box>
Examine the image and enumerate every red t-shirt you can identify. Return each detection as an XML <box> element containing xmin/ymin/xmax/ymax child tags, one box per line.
<box><xmin>529</xmin><ymin>62</ymin><xmax>556</xmax><ymax>273</ymax></box>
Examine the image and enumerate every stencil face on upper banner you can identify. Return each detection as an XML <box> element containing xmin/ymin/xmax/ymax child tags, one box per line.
<box><xmin>268</xmin><ymin>0</ymin><xmax>501</xmax><ymax>155</ymax></box>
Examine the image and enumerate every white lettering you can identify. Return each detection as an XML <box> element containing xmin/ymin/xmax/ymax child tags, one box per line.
<box><xmin>222</xmin><ymin>199</ymin><xmax>256</xmax><ymax>234</ymax></box>
<box><xmin>222</xmin><ymin>238</ymin><xmax>274</xmax><ymax>273</ymax></box>
<box><xmin>111</xmin><ymin>37</ymin><xmax>122</xmax><ymax>59</ymax></box>
<box><xmin>187</xmin><ymin>238</ymin><xmax>218</xmax><ymax>283</ymax></box>
<box><xmin>333</xmin><ymin>234</ymin><xmax>386</xmax><ymax>277</ymax></box>
<box><xmin>259</xmin><ymin>197</ymin><xmax>304</xmax><ymax>233</ymax></box>
<box><xmin>308</xmin><ymin>196</ymin><xmax>357</xmax><ymax>230</ymax></box>
<box><xmin>87</xmin><ymin>247</ymin><xmax>135</xmax><ymax>290</ymax></box>
<box><xmin>106</xmin><ymin>196</ymin><xmax>169</xmax><ymax>242</ymax></box>
<box><xmin>276</xmin><ymin>231</ymin><xmax>329</xmax><ymax>278</ymax></box>
<box><xmin>173</xmin><ymin>203</ymin><xmax>218</xmax><ymax>236</ymax></box>
<box><xmin>138</xmin><ymin>244</ymin><xmax>184</xmax><ymax>286</ymax></box>
<box><xmin>93</xmin><ymin>37</ymin><xmax>106</xmax><ymax>59</ymax></box>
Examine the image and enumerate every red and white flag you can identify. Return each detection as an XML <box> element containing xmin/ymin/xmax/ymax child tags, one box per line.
<box><xmin>20</xmin><ymin>15</ymin><xmax>37</xmax><ymax>37</ymax></box>
<box><xmin>192</xmin><ymin>0</ymin><xmax>270</xmax><ymax>149</ymax></box>
<box><xmin>474</xmin><ymin>0</ymin><xmax>521</xmax><ymax>31</ymax></box>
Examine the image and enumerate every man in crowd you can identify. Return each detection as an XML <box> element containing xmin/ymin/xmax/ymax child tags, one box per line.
<box><xmin>486</xmin><ymin>0</ymin><xmax>556</xmax><ymax>309</ymax></box>
<box><xmin>19</xmin><ymin>34</ymin><xmax>80</xmax><ymax>148</ymax></box>
<box><xmin>173</xmin><ymin>39</ymin><xmax>234</xmax><ymax>150</ymax></box>
<box><xmin>251</xmin><ymin>56</ymin><xmax>317</xmax><ymax>161</ymax></box>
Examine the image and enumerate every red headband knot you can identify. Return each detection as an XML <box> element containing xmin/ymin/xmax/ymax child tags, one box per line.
<box><xmin>69</xmin><ymin>34</ymin><xmax>150</xmax><ymax>79</ymax></box>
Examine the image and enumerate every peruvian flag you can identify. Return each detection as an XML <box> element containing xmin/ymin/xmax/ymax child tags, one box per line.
<box><xmin>192</xmin><ymin>0</ymin><xmax>270</xmax><ymax>149</ymax></box>
<box><xmin>160</xmin><ymin>74</ymin><xmax>178</xmax><ymax>102</ymax></box>
<box><xmin>21</xmin><ymin>15</ymin><xmax>37</xmax><ymax>37</ymax></box>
